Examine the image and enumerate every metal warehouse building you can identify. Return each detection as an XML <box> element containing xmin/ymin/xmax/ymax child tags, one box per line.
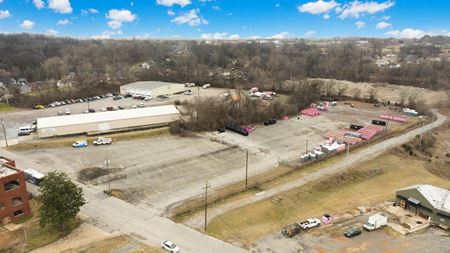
<box><xmin>395</xmin><ymin>184</ymin><xmax>450</xmax><ymax>228</ymax></box>
<box><xmin>37</xmin><ymin>105</ymin><xmax>180</xmax><ymax>138</ymax></box>
<box><xmin>120</xmin><ymin>81</ymin><xmax>185</xmax><ymax>97</ymax></box>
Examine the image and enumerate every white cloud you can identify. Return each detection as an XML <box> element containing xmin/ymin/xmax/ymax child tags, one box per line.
<box><xmin>249</xmin><ymin>35</ymin><xmax>261</xmax><ymax>40</ymax></box>
<box><xmin>384</xmin><ymin>28</ymin><xmax>425</xmax><ymax>39</ymax></box>
<box><xmin>21</xmin><ymin>20</ymin><xmax>35</xmax><ymax>30</ymax></box>
<box><xmin>339</xmin><ymin>1</ymin><xmax>394</xmax><ymax>19</ymax></box>
<box><xmin>167</xmin><ymin>10</ymin><xmax>175</xmax><ymax>16</ymax></box>
<box><xmin>355</xmin><ymin>21</ymin><xmax>365</xmax><ymax>29</ymax></box>
<box><xmin>171</xmin><ymin>9</ymin><xmax>208</xmax><ymax>26</ymax></box>
<box><xmin>376</xmin><ymin>21</ymin><xmax>391</xmax><ymax>29</ymax></box>
<box><xmin>81</xmin><ymin>8</ymin><xmax>99</xmax><ymax>15</ymax></box>
<box><xmin>323</xmin><ymin>14</ymin><xmax>330</xmax><ymax>19</ymax></box>
<box><xmin>200</xmin><ymin>33</ymin><xmax>240</xmax><ymax>40</ymax></box>
<box><xmin>46</xmin><ymin>29</ymin><xmax>58</xmax><ymax>35</ymax></box>
<box><xmin>381</xmin><ymin>15</ymin><xmax>390</xmax><ymax>20</ymax></box>
<box><xmin>57</xmin><ymin>18</ymin><xmax>71</xmax><ymax>25</ymax></box>
<box><xmin>212</xmin><ymin>5</ymin><xmax>221</xmax><ymax>11</ymax></box>
<box><xmin>276</xmin><ymin>3</ymin><xmax>280</xmax><ymax>8</ymax></box>
<box><xmin>304</xmin><ymin>30</ymin><xmax>316</xmax><ymax>37</ymax></box>
<box><xmin>32</xmin><ymin>0</ymin><xmax>45</xmax><ymax>9</ymax></box>
<box><xmin>298</xmin><ymin>0</ymin><xmax>340</xmax><ymax>15</ymax></box>
<box><xmin>156</xmin><ymin>0</ymin><xmax>191</xmax><ymax>7</ymax></box>
<box><xmin>201</xmin><ymin>33</ymin><xmax>227</xmax><ymax>40</ymax></box>
<box><xmin>268</xmin><ymin>32</ymin><xmax>293</xmax><ymax>40</ymax></box>
<box><xmin>48</xmin><ymin>0</ymin><xmax>73</xmax><ymax>14</ymax></box>
<box><xmin>106</xmin><ymin>9</ymin><xmax>137</xmax><ymax>30</ymax></box>
<box><xmin>0</xmin><ymin>10</ymin><xmax>11</xmax><ymax>20</ymax></box>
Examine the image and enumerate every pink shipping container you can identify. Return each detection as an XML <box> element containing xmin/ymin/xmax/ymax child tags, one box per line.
<box><xmin>301</xmin><ymin>108</ymin><xmax>321</xmax><ymax>117</ymax></box>
<box><xmin>379</xmin><ymin>114</ymin><xmax>407</xmax><ymax>123</ymax></box>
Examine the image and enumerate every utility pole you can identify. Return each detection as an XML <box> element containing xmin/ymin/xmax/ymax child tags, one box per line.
<box><xmin>305</xmin><ymin>139</ymin><xmax>309</xmax><ymax>154</ymax></box>
<box><xmin>346</xmin><ymin>143</ymin><xmax>350</xmax><ymax>158</ymax></box>
<box><xmin>1</xmin><ymin>118</ymin><xmax>8</xmax><ymax>148</ymax></box>
<box><xmin>202</xmin><ymin>180</ymin><xmax>211</xmax><ymax>231</ymax></box>
<box><xmin>245</xmin><ymin>150</ymin><xmax>249</xmax><ymax>190</ymax></box>
<box><xmin>105</xmin><ymin>159</ymin><xmax>111</xmax><ymax>191</ymax></box>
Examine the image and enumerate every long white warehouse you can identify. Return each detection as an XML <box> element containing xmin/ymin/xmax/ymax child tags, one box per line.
<box><xmin>37</xmin><ymin>105</ymin><xmax>180</xmax><ymax>138</ymax></box>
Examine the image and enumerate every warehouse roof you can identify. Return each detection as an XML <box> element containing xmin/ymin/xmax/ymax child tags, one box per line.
<box><xmin>121</xmin><ymin>81</ymin><xmax>184</xmax><ymax>90</ymax></box>
<box><xmin>37</xmin><ymin>105</ymin><xmax>180</xmax><ymax>129</ymax></box>
<box><xmin>398</xmin><ymin>184</ymin><xmax>450</xmax><ymax>213</ymax></box>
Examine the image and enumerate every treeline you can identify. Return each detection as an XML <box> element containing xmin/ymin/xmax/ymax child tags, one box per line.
<box><xmin>1</xmin><ymin>34</ymin><xmax>450</xmax><ymax>106</ymax></box>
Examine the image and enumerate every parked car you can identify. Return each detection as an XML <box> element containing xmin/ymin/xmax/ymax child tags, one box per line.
<box><xmin>144</xmin><ymin>96</ymin><xmax>153</xmax><ymax>101</ymax></box>
<box><xmin>65</xmin><ymin>109</ymin><xmax>71</xmax><ymax>115</ymax></box>
<box><xmin>57</xmin><ymin>110</ymin><xmax>63</xmax><ymax>115</ymax></box>
<box><xmin>118</xmin><ymin>106</ymin><xmax>125</xmax><ymax>110</ymax></box>
<box><xmin>113</xmin><ymin>95</ymin><xmax>123</xmax><ymax>100</ymax></box>
<box><xmin>93</xmin><ymin>137</ymin><xmax>112</xmax><ymax>145</ymax></box>
<box><xmin>83</xmin><ymin>110</ymin><xmax>89</xmax><ymax>114</ymax></box>
<box><xmin>131</xmin><ymin>104</ymin><xmax>137</xmax><ymax>108</ymax></box>
<box><xmin>217</xmin><ymin>128</ymin><xmax>225</xmax><ymax>133</ymax></box>
<box><xmin>161</xmin><ymin>240</ymin><xmax>179</xmax><ymax>253</ymax></box>
<box><xmin>33</xmin><ymin>104</ymin><xmax>45</xmax><ymax>109</ymax></box>
<box><xmin>101</xmin><ymin>107</ymin><xmax>107</xmax><ymax>112</ymax></box>
<box><xmin>299</xmin><ymin>218</ymin><xmax>321</xmax><ymax>230</ymax></box>
<box><xmin>138</xmin><ymin>102</ymin><xmax>145</xmax><ymax>108</ymax></box>
<box><xmin>184</xmin><ymin>90</ymin><xmax>192</xmax><ymax>95</ymax></box>
<box><xmin>72</xmin><ymin>140</ymin><xmax>88</xmax><ymax>148</ymax></box>
<box><xmin>88</xmin><ymin>108</ymin><xmax>96</xmax><ymax>113</ymax></box>
<box><xmin>105</xmin><ymin>93</ymin><xmax>113</xmax><ymax>97</ymax></box>
<box><xmin>344</xmin><ymin>227</ymin><xmax>362</xmax><ymax>238</ymax></box>
<box><xmin>107</xmin><ymin>106</ymin><xmax>114</xmax><ymax>111</ymax></box>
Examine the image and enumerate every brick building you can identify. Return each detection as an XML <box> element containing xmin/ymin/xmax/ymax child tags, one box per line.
<box><xmin>0</xmin><ymin>157</ymin><xmax>31</xmax><ymax>225</ymax></box>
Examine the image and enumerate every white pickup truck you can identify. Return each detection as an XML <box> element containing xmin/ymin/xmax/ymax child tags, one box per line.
<box><xmin>299</xmin><ymin>218</ymin><xmax>321</xmax><ymax>230</ymax></box>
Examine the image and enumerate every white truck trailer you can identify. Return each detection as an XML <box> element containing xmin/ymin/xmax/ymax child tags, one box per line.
<box><xmin>363</xmin><ymin>213</ymin><xmax>387</xmax><ymax>231</ymax></box>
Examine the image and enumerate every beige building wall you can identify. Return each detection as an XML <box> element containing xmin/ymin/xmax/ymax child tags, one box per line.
<box><xmin>38</xmin><ymin>113</ymin><xmax>180</xmax><ymax>138</ymax></box>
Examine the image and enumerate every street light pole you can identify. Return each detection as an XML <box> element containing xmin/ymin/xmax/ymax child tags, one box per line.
<box><xmin>1</xmin><ymin>118</ymin><xmax>8</xmax><ymax>148</ymax></box>
<box><xmin>202</xmin><ymin>180</ymin><xmax>211</xmax><ymax>231</ymax></box>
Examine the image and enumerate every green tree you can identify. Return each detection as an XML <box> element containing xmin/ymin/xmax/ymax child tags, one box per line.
<box><xmin>39</xmin><ymin>171</ymin><xmax>85</xmax><ymax>231</ymax></box>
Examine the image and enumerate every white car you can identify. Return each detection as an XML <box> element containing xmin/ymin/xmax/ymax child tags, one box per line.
<box><xmin>131</xmin><ymin>104</ymin><xmax>137</xmax><ymax>108</ymax></box>
<box><xmin>101</xmin><ymin>107</ymin><xmax>107</xmax><ymax>112</ymax></box>
<box><xmin>93</xmin><ymin>137</ymin><xmax>112</xmax><ymax>146</ymax></box>
<box><xmin>138</xmin><ymin>102</ymin><xmax>145</xmax><ymax>108</ymax></box>
<box><xmin>65</xmin><ymin>108</ymin><xmax>71</xmax><ymax>115</ymax></box>
<box><xmin>161</xmin><ymin>240</ymin><xmax>179</xmax><ymax>253</ymax></box>
<box><xmin>144</xmin><ymin>96</ymin><xmax>153</xmax><ymax>101</ymax></box>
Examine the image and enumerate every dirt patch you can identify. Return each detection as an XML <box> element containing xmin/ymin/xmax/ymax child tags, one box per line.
<box><xmin>313</xmin><ymin>167</ymin><xmax>384</xmax><ymax>192</ymax></box>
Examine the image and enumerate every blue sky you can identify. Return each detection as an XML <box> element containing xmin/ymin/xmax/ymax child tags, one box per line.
<box><xmin>0</xmin><ymin>0</ymin><xmax>449</xmax><ymax>39</ymax></box>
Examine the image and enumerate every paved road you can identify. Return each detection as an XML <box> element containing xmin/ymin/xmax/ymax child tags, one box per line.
<box><xmin>0</xmin><ymin>148</ymin><xmax>247</xmax><ymax>253</ymax></box>
<box><xmin>185</xmin><ymin>111</ymin><xmax>447</xmax><ymax>228</ymax></box>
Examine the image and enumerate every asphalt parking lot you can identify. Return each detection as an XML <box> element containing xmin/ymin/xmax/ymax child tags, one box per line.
<box><xmin>12</xmin><ymin>103</ymin><xmax>408</xmax><ymax>214</ymax></box>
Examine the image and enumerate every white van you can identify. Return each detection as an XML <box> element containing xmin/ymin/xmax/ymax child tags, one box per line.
<box><xmin>18</xmin><ymin>125</ymin><xmax>34</xmax><ymax>136</ymax></box>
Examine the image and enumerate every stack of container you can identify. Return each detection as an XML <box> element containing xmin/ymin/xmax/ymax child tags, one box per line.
<box><xmin>379</xmin><ymin>114</ymin><xmax>408</xmax><ymax>123</ymax></box>
<box><xmin>357</xmin><ymin>124</ymin><xmax>384</xmax><ymax>140</ymax></box>
<box><xmin>321</xmin><ymin>142</ymin><xmax>346</xmax><ymax>153</ymax></box>
<box><xmin>301</xmin><ymin>108</ymin><xmax>321</xmax><ymax>117</ymax></box>
<box><xmin>325</xmin><ymin>130</ymin><xmax>346</xmax><ymax>140</ymax></box>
